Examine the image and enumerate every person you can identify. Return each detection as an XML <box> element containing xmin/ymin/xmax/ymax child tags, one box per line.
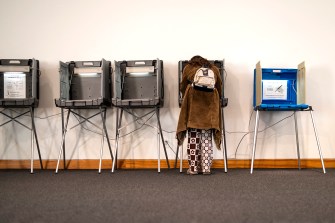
<box><xmin>176</xmin><ymin>55</ymin><xmax>222</xmax><ymax>175</ymax></box>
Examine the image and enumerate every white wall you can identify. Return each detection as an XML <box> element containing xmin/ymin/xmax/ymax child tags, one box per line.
<box><xmin>1</xmin><ymin>0</ymin><xmax>334</xmax><ymax>161</ymax></box>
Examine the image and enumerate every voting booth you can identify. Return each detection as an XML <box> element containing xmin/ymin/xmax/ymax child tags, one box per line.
<box><xmin>0</xmin><ymin>58</ymin><xmax>42</xmax><ymax>173</ymax></box>
<box><xmin>54</xmin><ymin>59</ymin><xmax>113</xmax><ymax>173</ymax></box>
<box><xmin>250</xmin><ymin>61</ymin><xmax>325</xmax><ymax>173</ymax></box>
<box><xmin>111</xmin><ymin>59</ymin><xmax>168</xmax><ymax>172</ymax></box>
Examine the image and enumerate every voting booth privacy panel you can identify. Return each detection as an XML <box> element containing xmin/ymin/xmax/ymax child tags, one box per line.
<box><xmin>0</xmin><ymin>59</ymin><xmax>40</xmax><ymax>107</ymax></box>
<box><xmin>55</xmin><ymin>59</ymin><xmax>112</xmax><ymax>108</ymax></box>
<box><xmin>112</xmin><ymin>59</ymin><xmax>164</xmax><ymax>108</ymax></box>
<box><xmin>0</xmin><ymin>58</ymin><xmax>43</xmax><ymax>173</ymax></box>
<box><xmin>253</xmin><ymin>61</ymin><xmax>307</xmax><ymax>110</ymax></box>
<box><xmin>54</xmin><ymin>59</ymin><xmax>113</xmax><ymax>173</ymax></box>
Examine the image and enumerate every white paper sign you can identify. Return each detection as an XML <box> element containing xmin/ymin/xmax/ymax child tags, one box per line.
<box><xmin>4</xmin><ymin>72</ymin><xmax>26</xmax><ymax>98</ymax></box>
<box><xmin>262</xmin><ymin>80</ymin><xmax>288</xmax><ymax>100</ymax></box>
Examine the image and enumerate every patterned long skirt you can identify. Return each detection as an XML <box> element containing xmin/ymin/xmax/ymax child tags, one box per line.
<box><xmin>187</xmin><ymin>128</ymin><xmax>213</xmax><ymax>173</ymax></box>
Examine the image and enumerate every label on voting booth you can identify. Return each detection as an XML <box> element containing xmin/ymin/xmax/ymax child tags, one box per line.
<box><xmin>4</xmin><ymin>72</ymin><xmax>26</xmax><ymax>98</ymax></box>
<box><xmin>262</xmin><ymin>80</ymin><xmax>288</xmax><ymax>100</ymax></box>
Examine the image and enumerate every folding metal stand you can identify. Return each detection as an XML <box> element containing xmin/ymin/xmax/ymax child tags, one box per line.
<box><xmin>112</xmin><ymin>105</ymin><xmax>169</xmax><ymax>172</ymax></box>
<box><xmin>176</xmin><ymin>60</ymin><xmax>228</xmax><ymax>173</ymax></box>
<box><xmin>54</xmin><ymin>105</ymin><xmax>113</xmax><ymax>173</ymax></box>
<box><xmin>0</xmin><ymin>106</ymin><xmax>43</xmax><ymax>173</ymax></box>
<box><xmin>250</xmin><ymin>106</ymin><xmax>326</xmax><ymax>174</ymax></box>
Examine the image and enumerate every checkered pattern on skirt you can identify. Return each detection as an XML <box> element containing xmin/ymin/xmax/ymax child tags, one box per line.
<box><xmin>187</xmin><ymin>128</ymin><xmax>213</xmax><ymax>173</ymax></box>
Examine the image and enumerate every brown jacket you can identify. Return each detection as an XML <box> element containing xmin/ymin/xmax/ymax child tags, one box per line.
<box><xmin>176</xmin><ymin>63</ymin><xmax>222</xmax><ymax>149</ymax></box>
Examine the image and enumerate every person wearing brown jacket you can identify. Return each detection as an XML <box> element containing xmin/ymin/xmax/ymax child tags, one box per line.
<box><xmin>176</xmin><ymin>55</ymin><xmax>222</xmax><ymax>175</ymax></box>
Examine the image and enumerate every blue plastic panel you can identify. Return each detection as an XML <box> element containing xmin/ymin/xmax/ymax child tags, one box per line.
<box><xmin>253</xmin><ymin>68</ymin><xmax>298</xmax><ymax>107</ymax></box>
<box><xmin>258</xmin><ymin>103</ymin><xmax>309</xmax><ymax>111</ymax></box>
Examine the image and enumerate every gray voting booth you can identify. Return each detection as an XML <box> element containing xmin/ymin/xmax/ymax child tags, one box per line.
<box><xmin>54</xmin><ymin>59</ymin><xmax>113</xmax><ymax>173</ymax></box>
<box><xmin>112</xmin><ymin>59</ymin><xmax>168</xmax><ymax>172</ymax></box>
<box><xmin>0</xmin><ymin>58</ymin><xmax>43</xmax><ymax>173</ymax></box>
<box><xmin>177</xmin><ymin>60</ymin><xmax>228</xmax><ymax>172</ymax></box>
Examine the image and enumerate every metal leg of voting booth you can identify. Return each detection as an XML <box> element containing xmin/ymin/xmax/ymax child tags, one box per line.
<box><xmin>98</xmin><ymin>107</ymin><xmax>113</xmax><ymax>173</ymax></box>
<box><xmin>221</xmin><ymin>107</ymin><xmax>228</xmax><ymax>173</ymax></box>
<box><xmin>29</xmin><ymin>107</ymin><xmax>43</xmax><ymax>173</ymax></box>
<box><xmin>309</xmin><ymin>109</ymin><xmax>326</xmax><ymax>173</ymax></box>
<box><xmin>175</xmin><ymin>145</ymin><xmax>179</xmax><ymax>169</ymax></box>
<box><xmin>293</xmin><ymin>111</ymin><xmax>301</xmax><ymax>170</ymax></box>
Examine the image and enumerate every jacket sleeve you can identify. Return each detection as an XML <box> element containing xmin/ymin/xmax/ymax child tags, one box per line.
<box><xmin>180</xmin><ymin>64</ymin><xmax>192</xmax><ymax>96</ymax></box>
<box><xmin>214</xmin><ymin>66</ymin><xmax>223</xmax><ymax>98</ymax></box>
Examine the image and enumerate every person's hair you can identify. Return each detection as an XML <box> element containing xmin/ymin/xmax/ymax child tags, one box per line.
<box><xmin>188</xmin><ymin>55</ymin><xmax>212</xmax><ymax>68</ymax></box>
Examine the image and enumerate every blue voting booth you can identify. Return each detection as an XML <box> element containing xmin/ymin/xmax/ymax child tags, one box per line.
<box><xmin>250</xmin><ymin>61</ymin><xmax>325</xmax><ymax>174</ymax></box>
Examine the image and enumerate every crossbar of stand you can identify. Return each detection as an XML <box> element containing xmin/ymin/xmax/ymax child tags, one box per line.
<box><xmin>0</xmin><ymin>107</ymin><xmax>43</xmax><ymax>173</ymax></box>
<box><xmin>112</xmin><ymin>106</ymin><xmax>170</xmax><ymax>173</ymax></box>
<box><xmin>55</xmin><ymin>106</ymin><xmax>113</xmax><ymax>173</ymax></box>
<box><xmin>250</xmin><ymin>106</ymin><xmax>326</xmax><ymax>174</ymax></box>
